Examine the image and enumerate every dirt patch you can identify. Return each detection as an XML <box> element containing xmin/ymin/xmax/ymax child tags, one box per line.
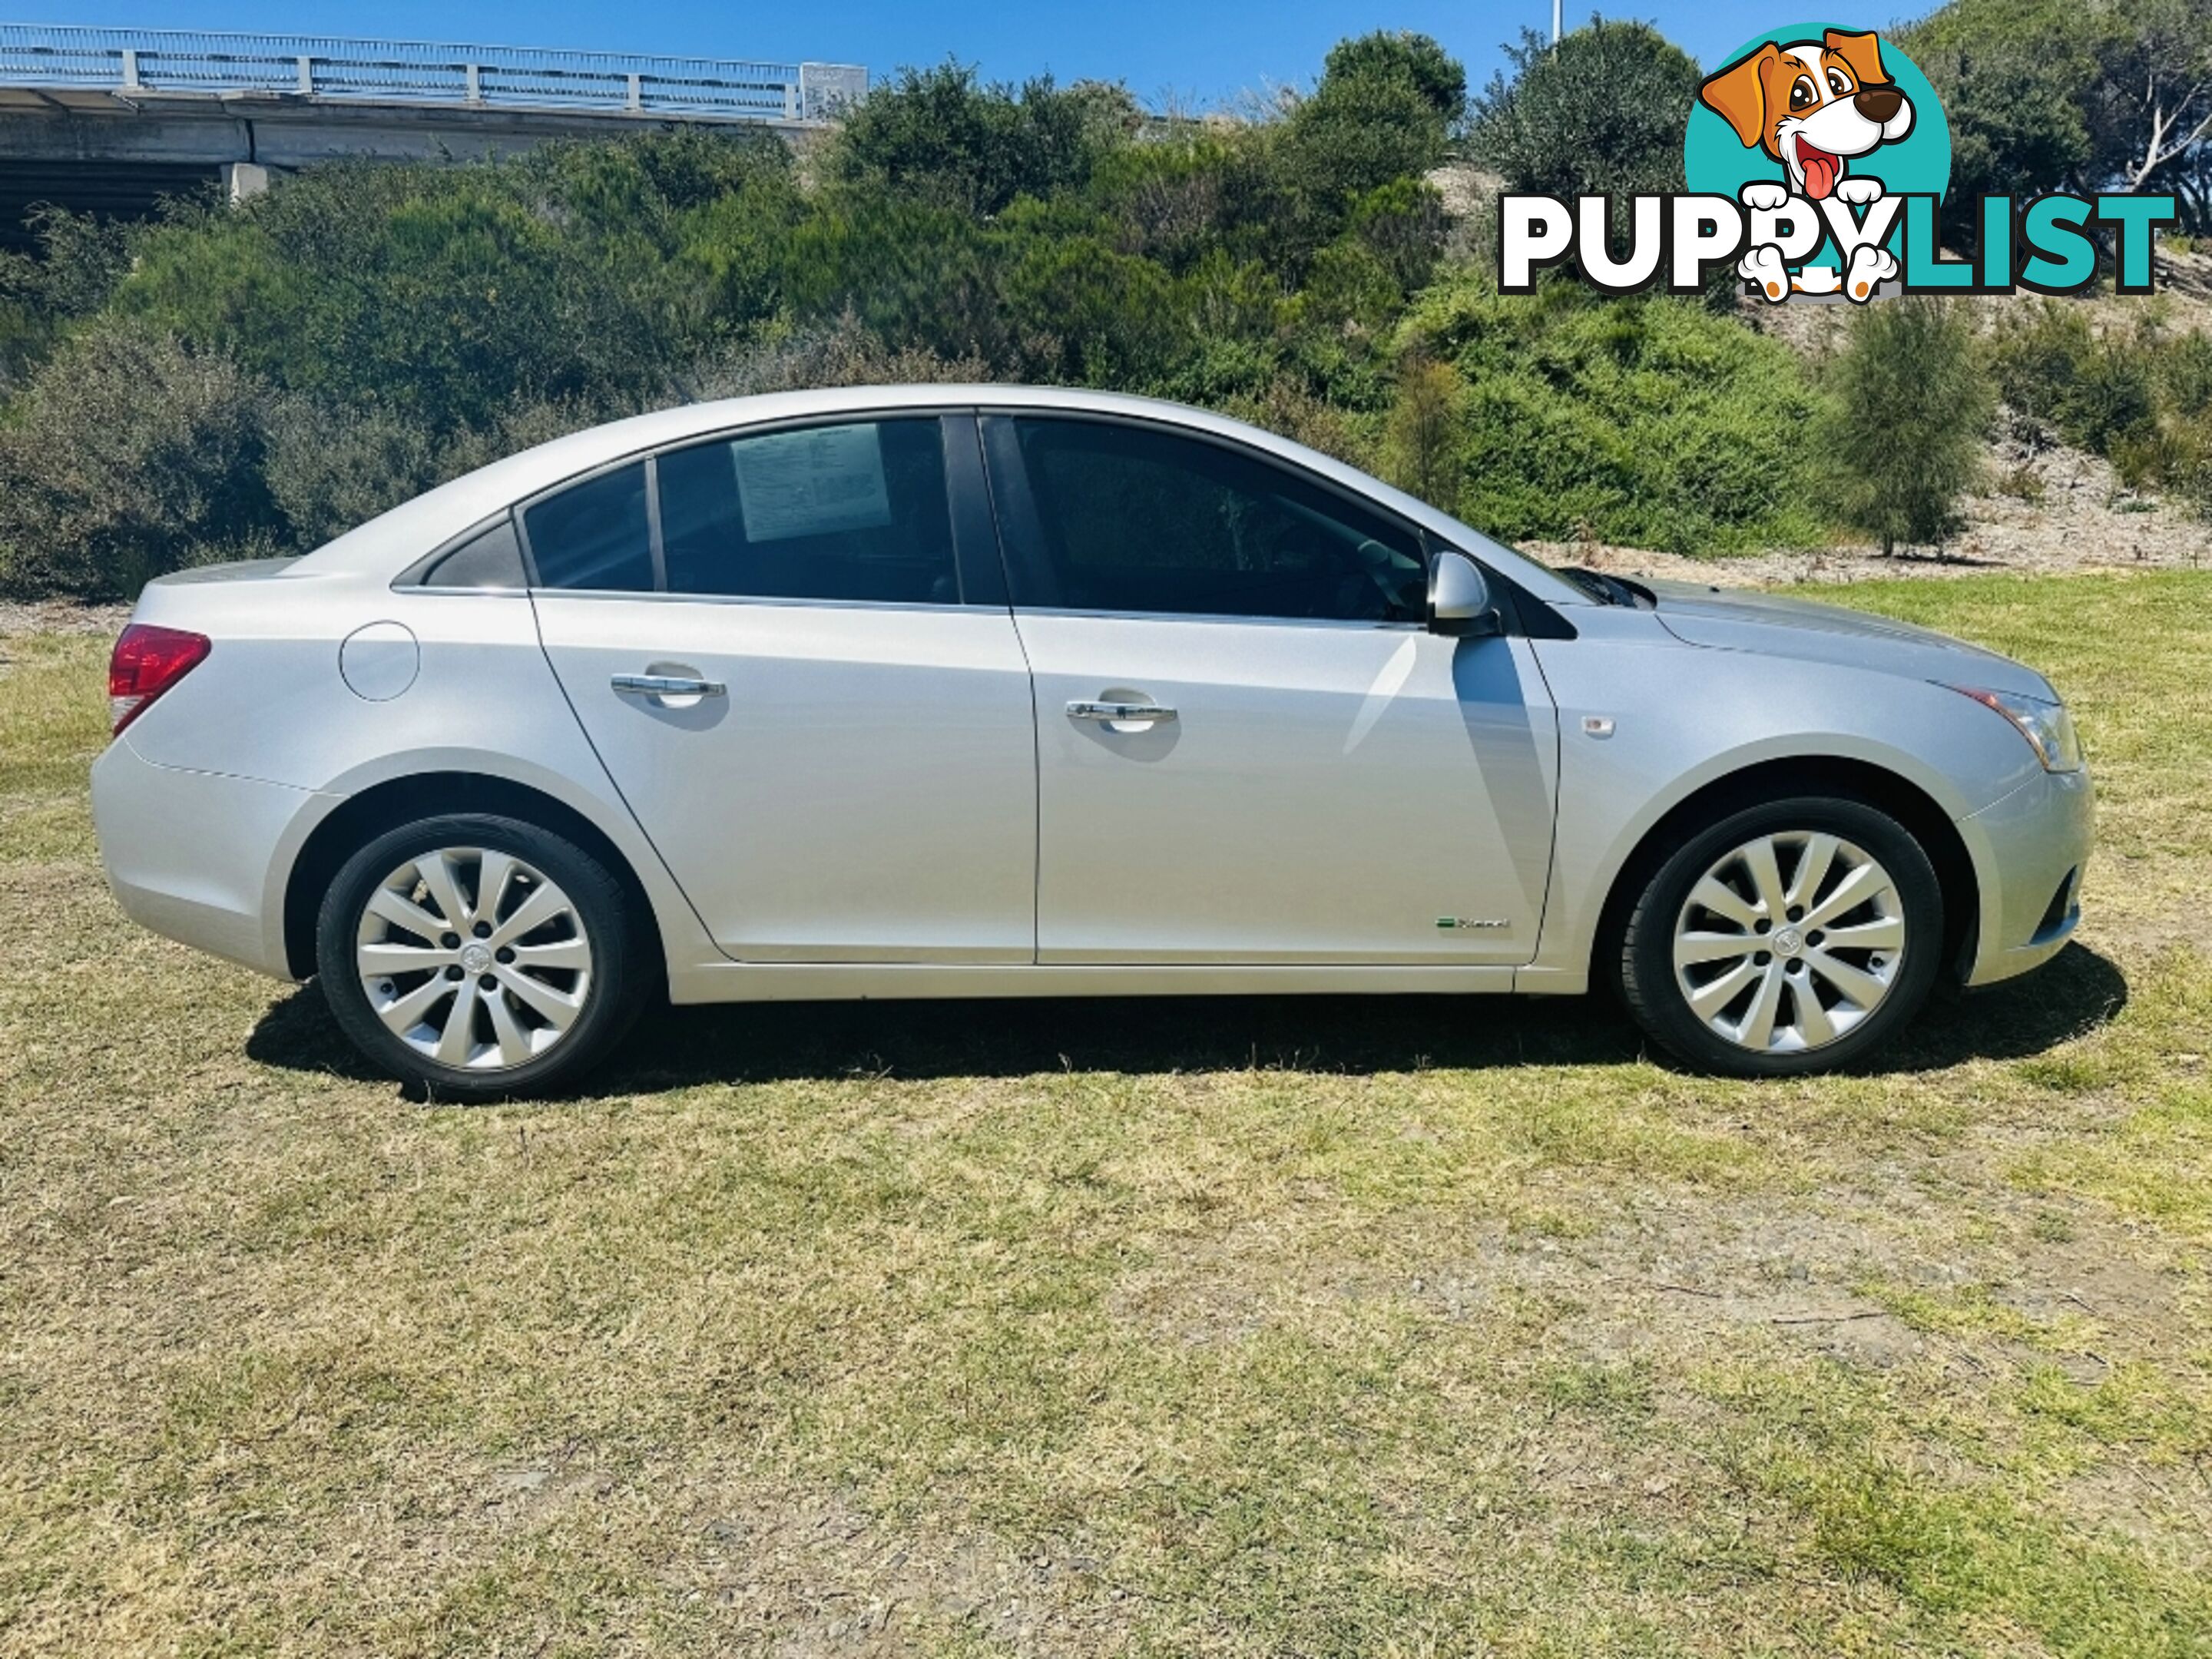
<box><xmin>0</xmin><ymin>598</ymin><xmax>130</xmax><ymax>638</ymax></box>
<box><xmin>668</xmin><ymin>1487</ymin><xmax>1120</xmax><ymax>1656</ymax></box>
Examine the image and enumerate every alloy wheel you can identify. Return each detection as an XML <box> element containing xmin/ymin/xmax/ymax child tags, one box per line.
<box><xmin>353</xmin><ymin>846</ymin><xmax>594</xmax><ymax>1071</ymax></box>
<box><xmin>1671</xmin><ymin>830</ymin><xmax>1906</xmax><ymax>1055</ymax></box>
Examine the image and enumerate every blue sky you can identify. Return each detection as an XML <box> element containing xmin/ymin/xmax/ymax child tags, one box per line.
<box><xmin>23</xmin><ymin>3</ymin><xmax>1939</xmax><ymax>108</ymax></box>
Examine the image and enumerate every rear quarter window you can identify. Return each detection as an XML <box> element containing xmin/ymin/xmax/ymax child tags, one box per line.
<box><xmin>423</xmin><ymin>518</ymin><xmax>527</xmax><ymax>589</ymax></box>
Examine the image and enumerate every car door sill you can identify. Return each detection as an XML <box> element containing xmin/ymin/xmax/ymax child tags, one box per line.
<box><xmin>666</xmin><ymin>960</ymin><xmax>1528</xmax><ymax>1005</ymax></box>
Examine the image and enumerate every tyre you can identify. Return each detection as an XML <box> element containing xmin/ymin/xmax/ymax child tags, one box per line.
<box><xmin>1618</xmin><ymin>795</ymin><xmax>1944</xmax><ymax>1077</ymax></box>
<box><xmin>316</xmin><ymin>813</ymin><xmax>647</xmax><ymax>1099</ymax></box>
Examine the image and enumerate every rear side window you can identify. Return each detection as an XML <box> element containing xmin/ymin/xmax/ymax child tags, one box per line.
<box><xmin>655</xmin><ymin>418</ymin><xmax>959</xmax><ymax>604</ymax></box>
<box><xmin>523</xmin><ymin>462</ymin><xmax>654</xmax><ymax>592</ymax></box>
<box><xmin>991</xmin><ymin>416</ymin><xmax>1426</xmax><ymax>623</ymax></box>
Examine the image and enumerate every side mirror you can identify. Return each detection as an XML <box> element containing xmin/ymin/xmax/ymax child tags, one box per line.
<box><xmin>1429</xmin><ymin>550</ymin><xmax>1503</xmax><ymax>637</ymax></box>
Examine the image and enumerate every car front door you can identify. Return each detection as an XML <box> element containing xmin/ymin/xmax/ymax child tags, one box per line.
<box><xmin>528</xmin><ymin>412</ymin><xmax>1038</xmax><ymax>963</ymax></box>
<box><xmin>981</xmin><ymin>412</ymin><xmax>1558</xmax><ymax>965</ymax></box>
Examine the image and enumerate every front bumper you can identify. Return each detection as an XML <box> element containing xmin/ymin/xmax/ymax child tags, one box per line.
<box><xmin>90</xmin><ymin>737</ymin><xmax>332</xmax><ymax>981</ymax></box>
<box><xmin>1960</xmin><ymin>766</ymin><xmax>2094</xmax><ymax>988</ymax></box>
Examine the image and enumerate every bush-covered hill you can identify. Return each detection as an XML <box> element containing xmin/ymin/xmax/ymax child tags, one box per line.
<box><xmin>0</xmin><ymin>16</ymin><xmax>2204</xmax><ymax>598</ymax></box>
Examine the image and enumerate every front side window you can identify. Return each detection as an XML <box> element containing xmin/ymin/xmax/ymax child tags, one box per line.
<box><xmin>522</xmin><ymin>462</ymin><xmax>654</xmax><ymax>593</ymax></box>
<box><xmin>994</xmin><ymin>416</ymin><xmax>1427</xmax><ymax>623</ymax></box>
<box><xmin>656</xmin><ymin>418</ymin><xmax>960</xmax><ymax>604</ymax></box>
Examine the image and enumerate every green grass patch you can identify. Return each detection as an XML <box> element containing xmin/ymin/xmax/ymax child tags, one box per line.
<box><xmin>2</xmin><ymin>575</ymin><xmax>2210</xmax><ymax>1654</ymax></box>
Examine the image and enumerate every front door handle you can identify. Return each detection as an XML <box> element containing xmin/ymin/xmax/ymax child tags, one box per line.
<box><xmin>612</xmin><ymin>673</ymin><xmax>726</xmax><ymax>699</ymax></box>
<box><xmin>1067</xmin><ymin>700</ymin><xmax>1176</xmax><ymax>724</ymax></box>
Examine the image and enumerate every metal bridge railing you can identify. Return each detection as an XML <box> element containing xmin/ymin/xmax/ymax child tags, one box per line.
<box><xmin>0</xmin><ymin>23</ymin><xmax>866</xmax><ymax>122</ymax></box>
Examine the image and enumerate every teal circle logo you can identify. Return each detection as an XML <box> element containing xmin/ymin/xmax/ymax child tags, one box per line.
<box><xmin>1686</xmin><ymin>22</ymin><xmax>1949</xmax><ymax>282</ymax></box>
<box><xmin>1681</xmin><ymin>22</ymin><xmax>1946</xmax><ymax>204</ymax></box>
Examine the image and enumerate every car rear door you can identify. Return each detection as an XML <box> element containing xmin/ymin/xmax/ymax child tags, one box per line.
<box><xmin>980</xmin><ymin>411</ymin><xmax>1558</xmax><ymax>966</ymax></box>
<box><xmin>528</xmin><ymin>412</ymin><xmax>1038</xmax><ymax>963</ymax></box>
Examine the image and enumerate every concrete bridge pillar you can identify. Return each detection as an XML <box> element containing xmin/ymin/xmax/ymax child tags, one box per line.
<box><xmin>222</xmin><ymin>161</ymin><xmax>270</xmax><ymax>204</ymax></box>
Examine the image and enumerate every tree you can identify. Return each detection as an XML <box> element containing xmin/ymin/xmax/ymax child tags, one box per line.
<box><xmin>1900</xmin><ymin>0</ymin><xmax>2098</xmax><ymax>220</ymax></box>
<box><xmin>1384</xmin><ymin>354</ymin><xmax>1464</xmax><ymax>508</ymax></box>
<box><xmin>1820</xmin><ymin>299</ymin><xmax>1995</xmax><ymax>555</ymax></box>
<box><xmin>1471</xmin><ymin>20</ymin><xmax>1702</xmax><ymax>200</ymax></box>
<box><xmin>1277</xmin><ymin>34</ymin><xmax>1464</xmax><ymax>211</ymax></box>
<box><xmin>1902</xmin><ymin>0</ymin><xmax>2212</xmax><ymax>233</ymax></box>
<box><xmin>2087</xmin><ymin>0</ymin><xmax>2212</xmax><ymax>204</ymax></box>
<box><xmin>1320</xmin><ymin>31</ymin><xmax>1468</xmax><ymax>127</ymax></box>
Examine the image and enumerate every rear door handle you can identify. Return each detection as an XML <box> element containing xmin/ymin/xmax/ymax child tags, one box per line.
<box><xmin>1067</xmin><ymin>700</ymin><xmax>1176</xmax><ymax>724</ymax></box>
<box><xmin>612</xmin><ymin>673</ymin><xmax>726</xmax><ymax>699</ymax></box>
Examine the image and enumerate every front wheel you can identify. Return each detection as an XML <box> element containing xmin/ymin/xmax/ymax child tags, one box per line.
<box><xmin>1618</xmin><ymin>796</ymin><xmax>1944</xmax><ymax>1076</ymax></box>
<box><xmin>316</xmin><ymin>813</ymin><xmax>647</xmax><ymax>1099</ymax></box>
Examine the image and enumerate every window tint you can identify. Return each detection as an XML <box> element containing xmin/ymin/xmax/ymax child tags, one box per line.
<box><xmin>999</xmin><ymin>417</ymin><xmax>1427</xmax><ymax>623</ymax></box>
<box><xmin>523</xmin><ymin>462</ymin><xmax>653</xmax><ymax>592</ymax></box>
<box><xmin>424</xmin><ymin>516</ymin><xmax>526</xmax><ymax>589</ymax></box>
<box><xmin>656</xmin><ymin>418</ymin><xmax>960</xmax><ymax>604</ymax></box>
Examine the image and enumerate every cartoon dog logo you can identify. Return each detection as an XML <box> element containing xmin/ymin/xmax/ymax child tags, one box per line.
<box><xmin>1699</xmin><ymin>28</ymin><xmax>1914</xmax><ymax>301</ymax></box>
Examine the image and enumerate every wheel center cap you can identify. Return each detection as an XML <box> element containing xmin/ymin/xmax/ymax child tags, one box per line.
<box><xmin>459</xmin><ymin>942</ymin><xmax>494</xmax><ymax>974</ymax></box>
<box><xmin>1772</xmin><ymin>928</ymin><xmax>1804</xmax><ymax>957</ymax></box>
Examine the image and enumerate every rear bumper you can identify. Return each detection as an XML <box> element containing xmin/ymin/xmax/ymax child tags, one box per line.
<box><xmin>90</xmin><ymin>737</ymin><xmax>331</xmax><ymax>981</ymax></box>
<box><xmin>1960</xmin><ymin>767</ymin><xmax>2094</xmax><ymax>988</ymax></box>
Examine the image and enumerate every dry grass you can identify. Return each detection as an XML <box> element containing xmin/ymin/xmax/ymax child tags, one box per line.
<box><xmin>2</xmin><ymin>573</ymin><xmax>2210</xmax><ymax>1657</ymax></box>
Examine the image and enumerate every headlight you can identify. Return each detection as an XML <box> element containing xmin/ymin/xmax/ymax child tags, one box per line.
<box><xmin>1945</xmin><ymin>685</ymin><xmax>2084</xmax><ymax>773</ymax></box>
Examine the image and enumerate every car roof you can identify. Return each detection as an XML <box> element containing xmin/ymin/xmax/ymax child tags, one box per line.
<box><xmin>298</xmin><ymin>383</ymin><xmax>1586</xmax><ymax>606</ymax></box>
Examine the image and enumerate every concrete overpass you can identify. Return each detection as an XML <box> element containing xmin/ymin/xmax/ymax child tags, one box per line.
<box><xmin>0</xmin><ymin>23</ymin><xmax>866</xmax><ymax>251</ymax></box>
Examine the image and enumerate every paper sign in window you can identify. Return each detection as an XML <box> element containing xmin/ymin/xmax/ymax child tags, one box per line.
<box><xmin>732</xmin><ymin>424</ymin><xmax>893</xmax><ymax>545</ymax></box>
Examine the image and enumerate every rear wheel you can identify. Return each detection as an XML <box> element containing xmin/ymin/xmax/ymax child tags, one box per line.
<box><xmin>316</xmin><ymin>813</ymin><xmax>646</xmax><ymax>1098</ymax></box>
<box><xmin>1618</xmin><ymin>796</ymin><xmax>1943</xmax><ymax>1076</ymax></box>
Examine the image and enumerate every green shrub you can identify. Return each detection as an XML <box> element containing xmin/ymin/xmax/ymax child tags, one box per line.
<box><xmin>263</xmin><ymin>391</ymin><xmax>650</xmax><ymax>548</ymax></box>
<box><xmin>1820</xmin><ymin>297</ymin><xmax>1995</xmax><ymax>554</ymax></box>
<box><xmin>1004</xmin><ymin>231</ymin><xmax>1181</xmax><ymax>382</ymax></box>
<box><xmin>112</xmin><ymin>139</ymin><xmax>785</xmax><ymax>432</ymax></box>
<box><xmin>1989</xmin><ymin>300</ymin><xmax>2093</xmax><ymax>441</ymax></box>
<box><xmin>1988</xmin><ymin>303</ymin><xmax>2204</xmax><ymax>482</ymax></box>
<box><xmin>1208</xmin><ymin>376</ymin><xmax>1373</xmax><ymax>468</ymax></box>
<box><xmin>0</xmin><ymin>208</ymin><xmax>144</xmax><ymax>391</ymax></box>
<box><xmin>780</xmin><ymin>194</ymin><xmax>1019</xmax><ymax>369</ymax></box>
<box><xmin>0</xmin><ymin>323</ymin><xmax>278</xmax><ymax>598</ymax></box>
<box><xmin>1394</xmin><ymin>275</ymin><xmax>1832</xmax><ymax>551</ymax></box>
<box><xmin>260</xmin><ymin>394</ymin><xmax>443</xmax><ymax>551</ymax></box>
<box><xmin>825</xmin><ymin>64</ymin><xmax>1138</xmax><ymax>215</ymax></box>
<box><xmin>684</xmin><ymin>313</ymin><xmax>992</xmax><ymax>400</ymax></box>
<box><xmin>2157</xmin><ymin>329</ymin><xmax>2212</xmax><ymax>418</ymax></box>
<box><xmin>2067</xmin><ymin>342</ymin><xmax>2161</xmax><ymax>456</ymax></box>
<box><xmin>1084</xmin><ymin>133</ymin><xmax>1286</xmax><ymax>274</ymax></box>
<box><xmin>2167</xmin><ymin>413</ymin><xmax>2212</xmax><ymax>522</ymax></box>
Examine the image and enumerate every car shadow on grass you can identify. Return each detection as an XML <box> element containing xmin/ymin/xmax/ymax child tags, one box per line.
<box><xmin>245</xmin><ymin>942</ymin><xmax>2129</xmax><ymax>1095</ymax></box>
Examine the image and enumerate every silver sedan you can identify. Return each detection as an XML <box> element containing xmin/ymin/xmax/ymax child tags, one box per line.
<box><xmin>91</xmin><ymin>386</ymin><xmax>2092</xmax><ymax>1094</ymax></box>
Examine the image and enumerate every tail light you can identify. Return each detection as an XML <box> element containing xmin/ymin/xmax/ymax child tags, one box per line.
<box><xmin>109</xmin><ymin>624</ymin><xmax>211</xmax><ymax>735</ymax></box>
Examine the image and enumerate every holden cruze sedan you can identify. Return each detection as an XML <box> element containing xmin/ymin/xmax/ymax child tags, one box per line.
<box><xmin>91</xmin><ymin>386</ymin><xmax>2091</xmax><ymax>1095</ymax></box>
